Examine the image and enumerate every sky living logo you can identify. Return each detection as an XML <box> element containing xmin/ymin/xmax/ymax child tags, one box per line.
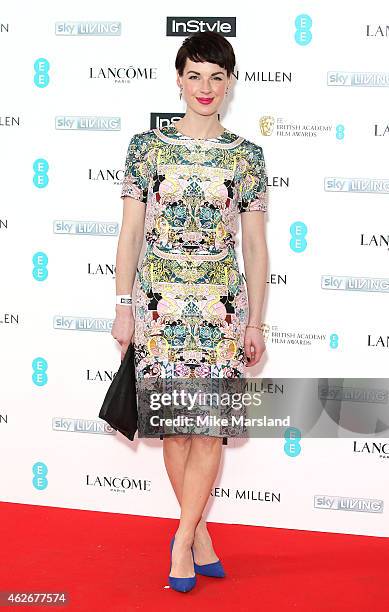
<box><xmin>166</xmin><ymin>17</ymin><xmax>236</xmax><ymax>36</ymax></box>
<box><xmin>55</xmin><ymin>22</ymin><xmax>121</xmax><ymax>36</ymax></box>
<box><xmin>53</xmin><ymin>316</ymin><xmax>113</xmax><ymax>332</ymax></box>
<box><xmin>324</xmin><ymin>177</ymin><xmax>389</xmax><ymax>193</ymax></box>
<box><xmin>55</xmin><ymin>116</ymin><xmax>120</xmax><ymax>130</ymax></box>
<box><xmin>53</xmin><ymin>417</ymin><xmax>116</xmax><ymax>434</ymax></box>
<box><xmin>314</xmin><ymin>495</ymin><xmax>383</xmax><ymax>513</ymax></box>
<box><xmin>53</xmin><ymin>220</ymin><xmax>119</xmax><ymax>235</ymax></box>
<box><xmin>321</xmin><ymin>275</ymin><xmax>389</xmax><ymax>292</ymax></box>
<box><xmin>327</xmin><ymin>71</ymin><xmax>389</xmax><ymax>86</ymax></box>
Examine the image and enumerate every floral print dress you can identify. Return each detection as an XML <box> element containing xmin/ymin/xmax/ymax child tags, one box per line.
<box><xmin>120</xmin><ymin>122</ymin><xmax>268</xmax><ymax>382</ymax></box>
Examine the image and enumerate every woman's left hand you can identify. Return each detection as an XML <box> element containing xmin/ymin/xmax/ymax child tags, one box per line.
<box><xmin>244</xmin><ymin>326</ymin><xmax>266</xmax><ymax>367</ymax></box>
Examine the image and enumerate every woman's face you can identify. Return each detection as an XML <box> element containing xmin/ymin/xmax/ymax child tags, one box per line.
<box><xmin>177</xmin><ymin>58</ymin><xmax>231</xmax><ymax>115</ymax></box>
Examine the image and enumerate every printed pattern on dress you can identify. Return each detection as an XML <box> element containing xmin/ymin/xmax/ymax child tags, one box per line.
<box><xmin>120</xmin><ymin>123</ymin><xmax>268</xmax><ymax>380</ymax></box>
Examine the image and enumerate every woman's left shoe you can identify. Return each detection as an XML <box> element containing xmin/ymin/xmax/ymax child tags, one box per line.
<box><xmin>169</xmin><ymin>535</ymin><xmax>197</xmax><ymax>593</ymax></box>
<box><xmin>191</xmin><ymin>546</ymin><xmax>226</xmax><ymax>578</ymax></box>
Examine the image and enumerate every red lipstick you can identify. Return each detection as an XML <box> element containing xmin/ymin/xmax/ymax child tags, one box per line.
<box><xmin>196</xmin><ymin>97</ymin><xmax>214</xmax><ymax>105</ymax></box>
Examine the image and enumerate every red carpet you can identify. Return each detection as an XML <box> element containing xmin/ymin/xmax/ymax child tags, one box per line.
<box><xmin>0</xmin><ymin>501</ymin><xmax>386</xmax><ymax>611</ymax></box>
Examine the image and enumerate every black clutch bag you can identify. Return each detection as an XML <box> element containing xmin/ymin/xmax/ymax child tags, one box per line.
<box><xmin>98</xmin><ymin>342</ymin><xmax>138</xmax><ymax>440</ymax></box>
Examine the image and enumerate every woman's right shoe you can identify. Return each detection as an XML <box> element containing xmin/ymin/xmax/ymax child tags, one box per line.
<box><xmin>168</xmin><ymin>534</ymin><xmax>197</xmax><ymax>593</ymax></box>
<box><xmin>191</xmin><ymin>546</ymin><xmax>226</xmax><ymax>578</ymax></box>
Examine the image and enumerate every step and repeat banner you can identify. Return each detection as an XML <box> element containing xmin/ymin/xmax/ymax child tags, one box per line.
<box><xmin>1</xmin><ymin>2</ymin><xmax>388</xmax><ymax>537</ymax></box>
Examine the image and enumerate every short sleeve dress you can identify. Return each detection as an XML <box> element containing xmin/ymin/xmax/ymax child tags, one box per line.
<box><xmin>120</xmin><ymin>122</ymin><xmax>268</xmax><ymax>442</ymax></box>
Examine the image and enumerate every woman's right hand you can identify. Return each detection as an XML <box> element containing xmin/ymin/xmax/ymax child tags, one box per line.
<box><xmin>111</xmin><ymin>307</ymin><xmax>135</xmax><ymax>361</ymax></box>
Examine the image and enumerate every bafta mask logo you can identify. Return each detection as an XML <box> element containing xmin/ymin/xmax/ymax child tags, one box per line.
<box><xmin>259</xmin><ymin>116</ymin><xmax>275</xmax><ymax>136</ymax></box>
<box><xmin>260</xmin><ymin>323</ymin><xmax>270</xmax><ymax>343</ymax></box>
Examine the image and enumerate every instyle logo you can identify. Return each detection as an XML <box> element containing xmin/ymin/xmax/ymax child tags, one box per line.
<box><xmin>53</xmin><ymin>417</ymin><xmax>116</xmax><ymax>434</ymax></box>
<box><xmin>353</xmin><ymin>440</ymin><xmax>389</xmax><ymax>460</ymax></box>
<box><xmin>53</xmin><ymin>316</ymin><xmax>113</xmax><ymax>332</ymax></box>
<box><xmin>327</xmin><ymin>71</ymin><xmax>389</xmax><ymax>86</ymax></box>
<box><xmin>55</xmin><ymin>116</ymin><xmax>120</xmax><ymax>130</ymax></box>
<box><xmin>314</xmin><ymin>495</ymin><xmax>384</xmax><ymax>513</ymax></box>
<box><xmin>166</xmin><ymin>16</ymin><xmax>236</xmax><ymax>36</ymax></box>
<box><xmin>53</xmin><ymin>220</ymin><xmax>119</xmax><ymax>235</ymax></box>
<box><xmin>89</xmin><ymin>66</ymin><xmax>157</xmax><ymax>83</ymax></box>
<box><xmin>324</xmin><ymin>177</ymin><xmax>389</xmax><ymax>193</ymax></box>
<box><xmin>321</xmin><ymin>275</ymin><xmax>389</xmax><ymax>292</ymax></box>
<box><xmin>55</xmin><ymin>22</ymin><xmax>121</xmax><ymax>36</ymax></box>
<box><xmin>86</xmin><ymin>474</ymin><xmax>152</xmax><ymax>493</ymax></box>
<box><xmin>150</xmin><ymin>112</ymin><xmax>221</xmax><ymax>130</ymax></box>
<box><xmin>150</xmin><ymin>112</ymin><xmax>184</xmax><ymax>129</ymax></box>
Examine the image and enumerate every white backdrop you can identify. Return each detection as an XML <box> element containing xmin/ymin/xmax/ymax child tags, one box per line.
<box><xmin>1</xmin><ymin>1</ymin><xmax>388</xmax><ymax>537</ymax></box>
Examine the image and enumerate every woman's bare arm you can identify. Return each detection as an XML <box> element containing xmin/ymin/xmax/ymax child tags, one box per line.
<box><xmin>112</xmin><ymin>197</ymin><xmax>146</xmax><ymax>354</ymax></box>
<box><xmin>241</xmin><ymin>211</ymin><xmax>268</xmax><ymax>325</ymax></box>
<box><xmin>240</xmin><ymin>211</ymin><xmax>268</xmax><ymax>366</ymax></box>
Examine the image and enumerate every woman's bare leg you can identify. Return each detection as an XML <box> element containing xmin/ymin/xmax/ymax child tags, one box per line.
<box><xmin>163</xmin><ymin>436</ymin><xmax>220</xmax><ymax>563</ymax></box>
<box><xmin>163</xmin><ymin>435</ymin><xmax>223</xmax><ymax>577</ymax></box>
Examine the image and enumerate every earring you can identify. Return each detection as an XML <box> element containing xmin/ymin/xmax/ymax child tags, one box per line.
<box><xmin>225</xmin><ymin>89</ymin><xmax>229</xmax><ymax>96</ymax></box>
<box><xmin>179</xmin><ymin>87</ymin><xmax>183</xmax><ymax>100</ymax></box>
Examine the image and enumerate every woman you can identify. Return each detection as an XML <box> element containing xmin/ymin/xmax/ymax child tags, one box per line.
<box><xmin>111</xmin><ymin>31</ymin><xmax>269</xmax><ymax>592</ymax></box>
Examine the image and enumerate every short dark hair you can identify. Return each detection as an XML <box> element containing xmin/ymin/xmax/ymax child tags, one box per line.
<box><xmin>175</xmin><ymin>32</ymin><xmax>236</xmax><ymax>77</ymax></box>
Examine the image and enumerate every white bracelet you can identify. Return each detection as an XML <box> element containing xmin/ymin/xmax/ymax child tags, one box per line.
<box><xmin>116</xmin><ymin>294</ymin><xmax>132</xmax><ymax>305</ymax></box>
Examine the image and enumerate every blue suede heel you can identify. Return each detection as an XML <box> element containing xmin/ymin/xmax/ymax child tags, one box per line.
<box><xmin>168</xmin><ymin>534</ymin><xmax>197</xmax><ymax>593</ymax></box>
<box><xmin>191</xmin><ymin>545</ymin><xmax>226</xmax><ymax>578</ymax></box>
